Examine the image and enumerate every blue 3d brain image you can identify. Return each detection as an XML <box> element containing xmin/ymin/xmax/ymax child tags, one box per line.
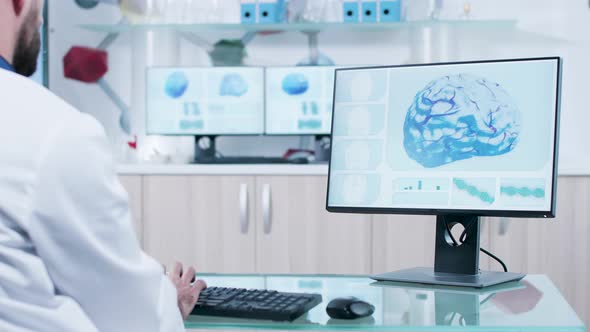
<box><xmin>282</xmin><ymin>73</ymin><xmax>309</xmax><ymax>95</ymax></box>
<box><xmin>220</xmin><ymin>73</ymin><xmax>249</xmax><ymax>97</ymax></box>
<box><xmin>403</xmin><ymin>74</ymin><xmax>521</xmax><ymax>168</ymax></box>
<box><xmin>165</xmin><ymin>71</ymin><xmax>189</xmax><ymax>99</ymax></box>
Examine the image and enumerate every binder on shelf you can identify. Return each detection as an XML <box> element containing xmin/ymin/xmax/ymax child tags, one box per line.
<box><xmin>258</xmin><ymin>0</ymin><xmax>278</xmax><ymax>23</ymax></box>
<box><xmin>241</xmin><ymin>0</ymin><xmax>257</xmax><ymax>24</ymax></box>
<box><xmin>343</xmin><ymin>1</ymin><xmax>360</xmax><ymax>23</ymax></box>
<box><xmin>378</xmin><ymin>0</ymin><xmax>401</xmax><ymax>22</ymax></box>
<box><xmin>361</xmin><ymin>1</ymin><xmax>378</xmax><ymax>23</ymax></box>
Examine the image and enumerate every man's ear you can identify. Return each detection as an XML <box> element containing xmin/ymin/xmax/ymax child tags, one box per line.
<box><xmin>12</xmin><ymin>0</ymin><xmax>26</xmax><ymax>16</ymax></box>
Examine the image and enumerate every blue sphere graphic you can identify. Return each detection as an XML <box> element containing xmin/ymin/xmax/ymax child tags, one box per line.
<box><xmin>282</xmin><ymin>73</ymin><xmax>309</xmax><ymax>95</ymax></box>
<box><xmin>165</xmin><ymin>71</ymin><xmax>189</xmax><ymax>99</ymax></box>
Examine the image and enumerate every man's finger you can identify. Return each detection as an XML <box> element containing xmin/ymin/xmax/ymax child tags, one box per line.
<box><xmin>193</xmin><ymin>279</ymin><xmax>207</xmax><ymax>294</ymax></box>
<box><xmin>181</xmin><ymin>266</ymin><xmax>196</xmax><ymax>284</ymax></box>
<box><xmin>171</xmin><ymin>262</ymin><xmax>183</xmax><ymax>279</ymax></box>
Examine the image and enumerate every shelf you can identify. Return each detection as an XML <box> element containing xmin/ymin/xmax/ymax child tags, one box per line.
<box><xmin>79</xmin><ymin>20</ymin><xmax>518</xmax><ymax>34</ymax></box>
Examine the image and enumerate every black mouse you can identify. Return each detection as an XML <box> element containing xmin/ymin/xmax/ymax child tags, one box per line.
<box><xmin>326</xmin><ymin>297</ymin><xmax>375</xmax><ymax>319</ymax></box>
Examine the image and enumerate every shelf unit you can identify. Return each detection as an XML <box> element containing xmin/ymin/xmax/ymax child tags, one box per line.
<box><xmin>79</xmin><ymin>20</ymin><xmax>518</xmax><ymax>33</ymax></box>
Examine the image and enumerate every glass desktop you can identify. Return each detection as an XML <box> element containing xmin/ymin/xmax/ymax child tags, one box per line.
<box><xmin>146</xmin><ymin>66</ymin><xmax>265</xmax><ymax>136</ymax></box>
<box><xmin>184</xmin><ymin>274</ymin><xmax>584</xmax><ymax>331</ymax></box>
<box><xmin>265</xmin><ymin>66</ymin><xmax>337</xmax><ymax>135</ymax></box>
<box><xmin>326</xmin><ymin>58</ymin><xmax>561</xmax><ymax>288</ymax></box>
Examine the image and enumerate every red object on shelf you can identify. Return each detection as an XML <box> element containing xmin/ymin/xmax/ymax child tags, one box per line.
<box><xmin>63</xmin><ymin>46</ymin><xmax>108</xmax><ymax>83</ymax></box>
<box><xmin>127</xmin><ymin>135</ymin><xmax>138</xmax><ymax>150</ymax></box>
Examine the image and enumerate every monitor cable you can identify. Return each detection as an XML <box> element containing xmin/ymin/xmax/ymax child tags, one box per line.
<box><xmin>443</xmin><ymin>217</ymin><xmax>508</xmax><ymax>273</ymax></box>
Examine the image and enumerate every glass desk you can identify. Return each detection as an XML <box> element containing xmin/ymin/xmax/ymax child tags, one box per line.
<box><xmin>185</xmin><ymin>274</ymin><xmax>585</xmax><ymax>331</ymax></box>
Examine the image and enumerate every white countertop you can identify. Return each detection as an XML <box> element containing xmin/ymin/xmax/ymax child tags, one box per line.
<box><xmin>117</xmin><ymin>164</ymin><xmax>588</xmax><ymax>176</ymax></box>
<box><xmin>117</xmin><ymin>163</ymin><xmax>330</xmax><ymax>175</ymax></box>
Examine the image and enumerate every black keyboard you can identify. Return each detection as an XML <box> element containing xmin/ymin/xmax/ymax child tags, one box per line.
<box><xmin>191</xmin><ymin>287</ymin><xmax>322</xmax><ymax>321</ymax></box>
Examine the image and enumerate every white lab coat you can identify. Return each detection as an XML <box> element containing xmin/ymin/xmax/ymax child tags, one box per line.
<box><xmin>0</xmin><ymin>70</ymin><xmax>184</xmax><ymax>331</ymax></box>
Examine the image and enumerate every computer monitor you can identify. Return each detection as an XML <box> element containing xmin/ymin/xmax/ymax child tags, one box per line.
<box><xmin>265</xmin><ymin>66</ymin><xmax>337</xmax><ymax>136</ymax></box>
<box><xmin>327</xmin><ymin>57</ymin><xmax>562</xmax><ymax>288</ymax></box>
<box><xmin>146</xmin><ymin>67</ymin><xmax>265</xmax><ymax>136</ymax></box>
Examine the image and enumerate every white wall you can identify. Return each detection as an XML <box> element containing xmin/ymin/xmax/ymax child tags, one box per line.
<box><xmin>48</xmin><ymin>0</ymin><xmax>590</xmax><ymax>172</ymax></box>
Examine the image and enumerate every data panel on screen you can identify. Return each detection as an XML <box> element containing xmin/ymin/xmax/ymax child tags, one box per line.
<box><xmin>328</xmin><ymin>59</ymin><xmax>559</xmax><ymax>212</ymax></box>
<box><xmin>265</xmin><ymin>66</ymin><xmax>337</xmax><ymax>135</ymax></box>
<box><xmin>146</xmin><ymin>67</ymin><xmax>264</xmax><ymax>135</ymax></box>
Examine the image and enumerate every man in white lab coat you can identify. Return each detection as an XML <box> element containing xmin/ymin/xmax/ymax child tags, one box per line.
<box><xmin>0</xmin><ymin>1</ymin><xmax>206</xmax><ymax>331</ymax></box>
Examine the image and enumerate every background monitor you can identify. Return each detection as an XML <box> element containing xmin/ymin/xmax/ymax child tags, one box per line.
<box><xmin>265</xmin><ymin>66</ymin><xmax>337</xmax><ymax>135</ymax></box>
<box><xmin>146</xmin><ymin>67</ymin><xmax>265</xmax><ymax>136</ymax></box>
<box><xmin>328</xmin><ymin>58</ymin><xmax>561</xmax><ymax>217</ymax></box>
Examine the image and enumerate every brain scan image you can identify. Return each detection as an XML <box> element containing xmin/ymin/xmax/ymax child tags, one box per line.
<box><xmin>165</xmin><ymin>71</ymin><xmax>189</xmax><ymax>99</ymax></box>
<box><xmin>282</xmin><ymin>73</ymin><xmax>309</xmax><ymax>95</ymax></box>
<box><xmin>403</xmin><ymin>74</ymin><xmax>521</xmax><ymax>168</ymax></box>
<box><xmin>220</xmin><ymin>73</ymin><xmax>249</xmax><ymax>97</ymax></box>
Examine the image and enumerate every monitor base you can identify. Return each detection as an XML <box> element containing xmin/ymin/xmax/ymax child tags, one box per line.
<box><xmin>371</xmin><ymin>267</ymin><xmax>525</xmax><ymax>288</ymax></box>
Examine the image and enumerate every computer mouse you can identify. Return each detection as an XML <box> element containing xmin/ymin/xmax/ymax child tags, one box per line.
<box><xmin>326</xmin><ymin>297</ymin><xmax>375</xmax><ymax>319</ymax></box>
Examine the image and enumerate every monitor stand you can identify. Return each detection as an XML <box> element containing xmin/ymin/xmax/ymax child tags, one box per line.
<box><xmin>194</xmin><ymin>136</ymin><xmax>218</xmax><ymax>162</ymax></box>
<box><xmin>371</xmin><ymin>215</ymin><xmax>525</xmax><ymax>288</ymax></box>
<box><xmin>314</xmin><ymin>135</ymin><xmax>331</xmax><ymax>163</ymax></box>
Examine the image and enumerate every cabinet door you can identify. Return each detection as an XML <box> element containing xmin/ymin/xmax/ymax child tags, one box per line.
<box><xmin>143</xmin><ymin>176</ymin><xmax>256</xmax><ymax>273</ymax></box>
<box><xmin>372</xmin><ymin>215</ymin><xmax>436</xmax><ymax>274</ymax></box>
<box><xmin>488</xmin><ymin>177</ymin><xmax>590</xmax><ymax>326</ymax></box>
<box><xmin>255</xmin><ymin>176</ymin><xmax>372</xmax><ymax>274</ymax></box>
<box><xmin>119</xmin><ymin>175</ymin><xmax>143</xmax><ymax>245</ymax></box>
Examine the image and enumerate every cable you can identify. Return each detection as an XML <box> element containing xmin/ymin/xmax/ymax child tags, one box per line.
<box><xmin>480</xmin><ymin>247</ymin><xmax>508</xmax><ymax>272</ymax></box>
<box><xmin>443</xmin><ymin>217</ymin><xmax>509</xmax><ymax>273</ymax></box>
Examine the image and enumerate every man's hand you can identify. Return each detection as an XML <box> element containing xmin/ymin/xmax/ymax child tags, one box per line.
<box><xmin>166</xmin><ymin>262</ymin><xmax>207</xmax><ymax>320</ymax></box>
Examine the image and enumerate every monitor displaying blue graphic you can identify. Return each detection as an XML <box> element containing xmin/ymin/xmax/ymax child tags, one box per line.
<box><xmin>328</xmin><ymin>58</ymin><xmax>560</xmax><ymax>213</ymax></box>
<box><xmin>265</xmin><ymin>66</ymin><xmax>338</xmax><ymax>135</ymax></box>
<box><xmin>146</xmin><ymin>67</ymin><xmax>264</xmax><ymax>135</ymax></box>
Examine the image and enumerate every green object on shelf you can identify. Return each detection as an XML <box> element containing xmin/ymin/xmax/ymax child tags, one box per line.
<box><xmin>208</xmin><ymin>39</ymin><xmax>248</xmax><ymax>66</ymax></box>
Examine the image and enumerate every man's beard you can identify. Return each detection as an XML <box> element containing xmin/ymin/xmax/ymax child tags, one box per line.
<box><xmin>13</xmin><ymin>8</ymin><xmax>41</xmax><ymax>77</ymax></box>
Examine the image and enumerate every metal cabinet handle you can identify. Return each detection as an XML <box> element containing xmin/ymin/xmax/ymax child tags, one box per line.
<box><xmin>262</xmin><ymin>184</ymin><xmax>272</xmax><ymax>234</ymax></box>
<box><xmin>498</xmin><ymin>217</ymin><xmax>509</xmax><ymax>236</ymax></box>
<box><xmin>239</xmin><ymin>183</ymin><xmax>249</xmax><ymax>234</ymax></box>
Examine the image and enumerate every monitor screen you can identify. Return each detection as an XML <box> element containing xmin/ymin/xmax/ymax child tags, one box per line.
<box><xmin>327</xmin><ymin>58</ymin><xmax>561</xmax><ymax>217</ymax></box>
<box><xmin>265</xmin><ymin>66</ymin><xmax>337</xmax><ymax>135</ymax></box>
<box><xmin>146</xmin><ymin>67</ymin><xmax>265</xmax><ymax>135</ymax></box>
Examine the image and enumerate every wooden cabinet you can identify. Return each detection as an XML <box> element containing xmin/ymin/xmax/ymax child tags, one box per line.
<box><xmin>119</xmin><ymin>175</ymin><xmax>143</xmax><ymax>245</ymax></box>
<box><xmin>141</xmin><ymin>175</ymin><xmax>372</xmax><ymax>275</ymax></box>
<box><xmin>255</xmin><ymin>176</ymin><xmax>372</xmax><ymax>274</ymax></box>
<box><xmin>487</xmin><ymin>177</ymin><xmax>590</xmax><ymax>326</ymax></box>
<box><xmin>143</xmin><ymin>176</ymin><xmax>257</xmax><ymax>273</ymax></box>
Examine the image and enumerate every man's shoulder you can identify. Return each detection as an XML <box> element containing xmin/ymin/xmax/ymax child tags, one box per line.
<box><xmin>0</xmin><ymin>70</ymin><xmax>103</xmax><ymax>136</ymax></box>
<box><xmin>1</xmin><ymin>70</ymin><xmax>79</xmax><ymax>119</ymax></box>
